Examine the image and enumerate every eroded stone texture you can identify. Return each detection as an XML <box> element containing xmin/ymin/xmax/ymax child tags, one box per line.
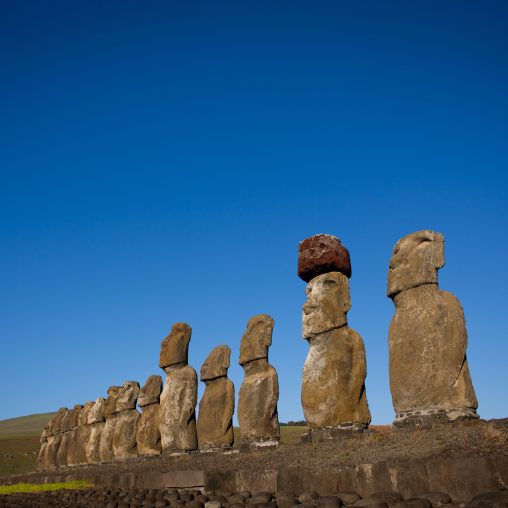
<box><xmin>238</xmin><ymin>315</ymin><xmax>280</xmax><ymax>445</ymax></box>
<box><xmin>138</xmin><ymin>375</ymin><xmax>163</xmax><ymax>408</ymax></box>
<box><xmin>112</xmin><ymin>381</ymin><xmax>140</xmax><ymax>459</ymax></box>
<box><xmin>298</xmin><ymin>234</ymin><xmax>351</xmax><ymax>282</ymax></box>
<box><xmin>137</xmin><ymin>375</ymin><xmax>163</xmax><ymax>455</ymax></box>
<box><xmin>387</xmin><ymin>230</ymin><xmax>478</xmax><ymax>427</ymax></box>
<box><xmin>99</xmin><ymin>386</ymin><xmax>121</xmax><ymax>462</ymax></box>
<box><xmin>37</xmin><ymin>415</ymin><xmax>57</xmax><ymax>471</ymax></box>
<box><xmin>86</xmin><ymin>397</ymin><xmax>105</xmax><ymax>463</ymax></box>
<box><xmin>115</xmin><ymin>381</ymin><xmax>140</xmax><ymax>412</ymax></box>
<box><xmin>56</xmin><ymin>409</ymin><xmax>73</xmax><ymax>467</ymax></box>
<box><xmin>302</xmin><ymin>272</ymin><xmax>371</xmax><ymax>429</ymax></box>
<box><xmin>43</xmin><ymin>408</ymin><xmax>66</xmax><ymax>470</ymax></box>
<box><xmin>159</xmin><ymin>323</ymin><xmax>198</xmax><ymax>453</ymax></box>
<box><xmin>197</xmin><ymin>345</ymin><xmax>235</xmax><ymax>449</ymax></box>
<box><xmin>68</xmin><ymin>401</ymin><xmax>94</xmax><ymax>466</ymax></box>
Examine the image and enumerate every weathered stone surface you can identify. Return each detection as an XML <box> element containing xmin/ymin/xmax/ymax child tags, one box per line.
<box><xmin>298</xmin><ymin>234</ymin><xmax>351</xmax><ymax>282</ymax></box>
<box><xmin>113</xmin><ymin>408</ymin><xmax>140</xmax><ymax>458</ymax></box>
<box><xmin>138</xmin><ymin>375</ymin><xmax>163</xmax><ymax>407</ymax></box>
<box><xmin>387</xmin><ymin>231</ymin><xmax>478</xmax><ymax>425</ymax></box>
<box><xmin>42</xmin><ymin>408</ymin><xmax>66</xmax><ymax>470</ymax></box>
<box><xmin>86</xmin><ymin>421</ymin><xmax>105</xmax><ymax>463</ymax></box>
<box><xmin>159</xmin><ymin>323</ymin><xmax>198</xmax><ymax>453</ymax></box>
<box><xmin>160</xmin><ymin>364</ymin><xmax>198</xmax><ymax>453</ymax></box>
<box><xmin>197</xmin><ymin>345</ymin><xmax>235</xmax><ymax>448</ymax></box>
<box><xmin>88</xmin><ymin>397</ymin><xmax>105</xmax><ymax>424</ymax></box>
<box><xmin>201</xmin><ymin>344</ymin><xmax>231</xmax><ymax>381</ymax></box>
<box><xmin>115</xmin><ymin>381</ymin><xmax>140</xmax><ymax>412</ymax></box>
<box><xmin>56</xmin><ymin>409</ymin><xmax>73</xmax><ymax>467</ymax></box>
<box><xmin>68</xmin><ymin>404</ymin><xmax>83</xmax><ymax>428</ymax></box>
<box><xmin>160</xmin><ymin>322</ymin><xmax>192</xmax><ymax>369</ymax></box>
<box><xmin>137</xmin><ymin>402</ymin><xmax>162</xmax><ymax>455</ymax></box>
<box><xmin>68</xmin><ymin>401</ymin><xmax>94</xmax><ymax>466</ymax></box>
<box><xmin>238</xmin><ymin>315</ymin><xmax>280</xmax><ymax>442</ymax></box>
<box><xmin>301</xmin><ymin>272</ymin><xmax>371</xmax><ymax>428</ymax></box>
<box><xmin>99</xmin><ymin>386</ymin><xmax>121</xmax><ymax>462</ymax></box>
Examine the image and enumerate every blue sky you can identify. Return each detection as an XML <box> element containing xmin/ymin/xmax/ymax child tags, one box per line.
<box><xmin>1</xmin><ymin>1</ymin><xmax>507</xmax><ymax>426</ymax></box>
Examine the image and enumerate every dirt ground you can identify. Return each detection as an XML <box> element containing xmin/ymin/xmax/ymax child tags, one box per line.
<box><xmin>14</xmin><ymin>418</ymin><xmax>508</xmax><ymax>482</ymax></box>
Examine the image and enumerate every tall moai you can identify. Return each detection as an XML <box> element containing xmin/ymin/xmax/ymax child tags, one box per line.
<box><xmin>99</xmin><ymin>386</ymin><xmax>121</xmax><ymax>462</ymax></box>
<box><xmin>57</xmin><ymin>405</ymin><xmax>83</xmax><ymax>467</ymax></box>
<box><xmin>159</xmin><ymin>322</ymin><xmax>198</xmax><ymax>453</ymax></box>
<box><xmin>73</xmin><ymin>401</ymin><xmax>95</xmax><ymax>465</ymax></box>
<box><xmin>86</xmin><ymin>397</ymin><xmax>106</xmax><ymax>463</ymax></box>
<box><xmin>65</xmin><ymin>404</ymin><xmax>83</xmax><ymax>466</ymax></box>
<box><xmin>136</xmin><ymin>375</ymin><xmax>163</xmax><ymax>455</ymax></box>
<box><xmin>42</xmin><ymin>407</ymin><xmax>67</xmax><ymax>470</ymax></box>
<box><xmin>298</xmin><ymin>234</ymin><xmax>371</xmax><ymax>436</ymax></box>
<box><xmin>197</xmin><ymin>345</ymin><xmax>235</xmax><ymax>450</ymax></box>
<box><xmin>113</xmin><ymin>381</ymin><xmax>140</xmax><ymax>459</ymax></box>
<box><xmin>387</xmin><ymin>230</ymin><xmax>478</xmax><ymax>428</ymax></box>
<box><xmin>36</xmin><ymin>419</ymin><xmax>52</xmax><ymax>471</ymax></box>
<box><xmin>238</xmin><ymin>314</ymin><xmax>280</xmax><ymax>449</ymax></box>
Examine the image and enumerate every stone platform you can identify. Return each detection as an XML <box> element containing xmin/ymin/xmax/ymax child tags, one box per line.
<box><xmin>3</xmin><ymin>455</ymin><xmax>507</xmax><ymax>503</ymax></box>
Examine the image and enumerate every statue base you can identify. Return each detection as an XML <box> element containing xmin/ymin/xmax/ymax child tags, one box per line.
<box><xmin>199</xmin><ymin>443</ymin><xmax>233</xmax><ymax>453</ymax></box>
<box><xmin>392</xmin><ymin>407</ymin><xmax>479</xmax><ymax>430</ymax></box>
<box><xmin>238</xmin><ymin>437</ymin><xmax>280</xmax><ymax>452</ymax></box>
<box><xmin>300</xmin><ymin>422</ymin><xmax>369</xmax><ymax>443</ymax></box>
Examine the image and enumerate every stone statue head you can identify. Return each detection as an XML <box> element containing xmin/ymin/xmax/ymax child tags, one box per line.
<box><xmin>103</xmin><ymin>386</ymin><xmax>121</xmax><ymax>417</ymax></box>
<box><xmin>115</xmin><ymin>381</ymin><xmax>140</xmax><ymax>412</ymax></box>
<box><xmin>302</xmin><ymin>271</ymin><xmax>351</xmax><ymax>340</ymax></box>
<box><xmin>88</xmin><ymin>398</ymin><xmax>105</xmax><ymax>424</ymax></box>
<box><xmin>51</xmin><ymin>407</ymin><xmax>67</xmax><ymax>434</ymax></box>
<box><xmin>239</xmin><ymin>314</ymin><xmax>274</xmax><ymax>366</ymax></box>
<box><xmin>138</xmin><ymin>375</ymin><xmax>163</xmax><ymax>407</ymax></box>
<box><xmin>159</xmin><ymin>322</ymin><xmax>192</xmax><ymax>369</ymax></box>
<box><xmin>78</xmin><ymin>401</ymin><xmax>95</xmax><ymax>426</ymax></box>
<box><xmin>201</xmin><ymin>345</ymin><xmax>231</xmax><ymax>381</ymax></box>
<box><xmin>387</xmin><ymin>230</ymin><xmax>445</xmax><ymax>298</ymax></box>
<box><xmin>68</xmin><ymin>404</ymin><xmax>83</xmax><ymax>429</ymax></box>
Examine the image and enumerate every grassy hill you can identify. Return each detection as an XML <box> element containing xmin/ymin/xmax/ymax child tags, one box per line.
<box><xmin>0</xmin><ymin>413</ymin><xmax>57</xmax><ymax>438</ymax></box>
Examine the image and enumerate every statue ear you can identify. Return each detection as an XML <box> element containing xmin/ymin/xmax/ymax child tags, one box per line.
<box><xmin>340</xmin><ymin>276</ymin><xmax>352</xmax><ymax>313</ymax></box>
<box><xmin>432</xmin><ymin>232</ymin><xmax>445</xmax><ymax>269</ymax></box>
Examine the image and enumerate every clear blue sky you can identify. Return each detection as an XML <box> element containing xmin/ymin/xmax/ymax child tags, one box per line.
<box><xmin>1</xmin><ymin>1</ymin><xmax>507</xmax><ymax>425</ymax></box>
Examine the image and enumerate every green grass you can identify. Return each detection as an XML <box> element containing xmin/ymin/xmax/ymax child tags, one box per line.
<box><xmin>232</xmin><ymin>425</ymin><xmax>308</xmax><ymax>447</ymax></box>
<box><xmin>0</xmin><ymin>481</ymin><xmax>89</xmax><ymax>494</ymax></box>
<box><xmin>0</xmin><ymin>413</ymin><xmax>57</xmax><ymax>438</ymax></box>
<box><xmin>0</xmin><ymin>436</ymin><xmax>41</xmax><ymax>478</ymax></box>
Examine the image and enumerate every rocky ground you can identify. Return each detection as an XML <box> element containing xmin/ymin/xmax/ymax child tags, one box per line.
<box><xmin>15</xmin><ymin>418</ymin><xmax>508</xmax><ymax>480</ymax></box>
<box><xmin>1</xmin><ymin>484</ymin><xmax>507</xmax><ymax>508</ymax></box>
<box><xmin>1</xmin><ymin>419</ymin><xmax>507</xmax><ymax>507</ymax></box>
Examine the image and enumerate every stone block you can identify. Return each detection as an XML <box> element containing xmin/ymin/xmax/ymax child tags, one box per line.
<box><xmin>163</xmin><ymin>470</ymin><xmax>206</xmax><ymax>488</ymax></box>
<box><xmin>236</xmin><ymin>470</ymin><xmax>278</xmax><ymax>495</ymax></box>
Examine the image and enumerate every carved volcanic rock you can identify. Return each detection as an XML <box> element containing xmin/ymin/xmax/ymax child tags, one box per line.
<box><xmin>298</xmin><ymin>234</ymin><xmax>351</xmax><ymax>282</ymax></box>
<box><xmin>388</xmin><ymin>231</ymin><xmax>478</xmax><ymax>423</ymax></box>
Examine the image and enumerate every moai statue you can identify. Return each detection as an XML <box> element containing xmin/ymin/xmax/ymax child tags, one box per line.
<box><xmin>73</xmin><ymin>401</ymin><xmax>95</xmax><ymax>465</ymax></box>
<box><xmin>99</xmin><ymin>386</ymin><xmax>121</xmax><ymax>462</ymax></box>
<box><xmin>113</xmin><ymin>381</ymin><xmax>140</xmax><ymax>459</ymax></box>
<box><xmin>159</xmin><ymin>323</ymin><xmax>198</xmax><ymax>453</ymax></box>
<box><xmin>55</xmin><ymin>409</ymin><xmax>72</xmax><ymax>467</ymax></box>
<box><xmin>238</xmin><ymin>314</ymin><xmax>280</xmax><ymax>449</ymax></box>
<box><xmin>65</xmin><ymin>404</ymin><xmax>83</xmax><ymax>466</ymax></box>
<box><xmin>43</xmin><ymin>407</ymin><xmax>67</xmax><ymax>470</ymax></box>
<box><xmin>197</xmin><ymin>345</ymin><xmax>235</xmax><ymax>450</ymax></box>
<box><xmin>37</xmin><ymin>416</ymin><xmax>56</xmax><ymax>471</ymax></box>
<box><xmin>298</xmin><ymin>234</ymin><xmax>371</xmax><ymax>438</ymax></box>
<box><xmin>86</xmin><ymin>397</ymin><xmax>105</xmax><ymax>463</ymax></box>
<box><xmin>136</xmin><ymin>375</ymin><xmax>163</xmax><ymax>455</ymax></box>
<box><xmin>387</xmin><ymin>230</ymin><xmax>478</xmax><ymax>428</ymax></box>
